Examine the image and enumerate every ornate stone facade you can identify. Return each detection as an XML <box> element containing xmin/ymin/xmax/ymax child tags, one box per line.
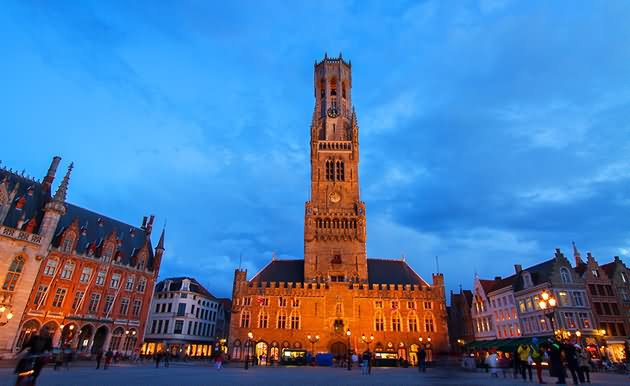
<box><xmin>229</xmin><ymin>56</ymin><xmax>448</xmax><ymax>364</ymax></box>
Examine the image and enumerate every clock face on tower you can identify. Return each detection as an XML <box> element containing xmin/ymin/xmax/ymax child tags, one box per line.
<box><xmin>327</xmin><ymin>106</ymin><xmax>339</xmax><ymax>118</ymax></box>
<box><xmin>329</xmin><ymin>191</ymin><xmax>341</xmax><ymax>203</ymax></box>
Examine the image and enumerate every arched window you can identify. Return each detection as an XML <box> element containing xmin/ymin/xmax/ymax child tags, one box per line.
<box><xmin>424</xmin><ymin>313</ymin><xmax>435</xmax><ymax>332</ymax></box>
<box><xmin>290</xmin><ymin>311</ymin><xmax>300</xmax><ymax>329</ymax></box>
<box><xmin>258</xmin><ymin>310</ymin><xmax>269</xmax><ymax>328</ymax></box>
<box><xmin>336</xmin><ymin>161</ymin><xmax>345</xmax><ymax>181</ymax></box>
<box><xmin>232</xmin><ymin>340</ymin><xmax>242</xmax><ymax>360</ymax></box>
<box><xmin>407</xmin><ymin>312</ymin><xmax>419</xmax><ymax>332</ymax></box>
<box><xmin>110</xmin><ymin>327</ymin><xmax>124</xmax><ymax>351</ymax></box>
<box><xmin>560</xmin><ymin>268</ymin><xmax>571</xmax><ymax>283</ymax></box>
<box><xmin>2</xmin><ymin>256</ymin><xmax>25</xmax><ymax>291</ymax></box>
<box><xmin>240</xmin><ymin>311</ymin><xmax>250</xmax><ymax>328</ymax></box>
<box><xmin>391</xmin><ymin>312</ymin><xmax>402</xmax><ymax>332</ymax></box>
<box><xmin>277</xmin><ymin>310</ymin><xmax>287</xmax><ymax>329</ymax></box>
<box><xmin>375</xmin><ymin>310</ymin><xmax>385</xmax><ymax>331</ymax></box>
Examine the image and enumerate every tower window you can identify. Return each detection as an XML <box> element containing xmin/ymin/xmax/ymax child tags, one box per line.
<box><xmin>336</xmin><ymin>161</ymin><xmax>345</xmax><ymax>181</ymax></box>
<box><xmin>325</xmin><ymin>160</ymin><xmax>335</xmax><ymax>181</ymax></box>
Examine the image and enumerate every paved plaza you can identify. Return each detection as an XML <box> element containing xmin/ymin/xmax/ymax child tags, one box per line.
<box><xmin>1</xmin><ymin>362</ymin><xmax>629</xmax><ymax>386</ymax></box>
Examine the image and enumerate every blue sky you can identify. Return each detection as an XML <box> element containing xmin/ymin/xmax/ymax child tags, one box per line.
<box><xmin>3</xmin><ymin>0</ymin><xmax>630</xmax><ymax>299</ymax></box>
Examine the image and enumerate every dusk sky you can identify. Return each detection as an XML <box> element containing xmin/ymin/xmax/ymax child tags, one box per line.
<box><xmin>3</xmin><ymin>1</ymin><xmax>630</xmax><ymax>299</ymax></box>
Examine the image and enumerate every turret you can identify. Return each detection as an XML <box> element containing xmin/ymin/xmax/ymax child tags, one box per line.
<box><xmin>42</xmin><ymin>156</ymin><xmax>61</xmax><ymax>194</ymax></box>
<box><xmin>39</xmin><ymin>162</ymin><xmax>73</xmax><ymax>246</ymax></box>
<box><xmin>153</xmin><ymin>227</ymin><xmax>165</xmax><ymax>274</ymax></box>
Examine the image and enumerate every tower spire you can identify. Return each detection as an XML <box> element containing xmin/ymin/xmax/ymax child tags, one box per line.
<box><xmin>572</xmin><ymin>241</ymin><xmax>583</xmax><ymax>266</ymax></box>
<box><xmin>53</xmin><ymin>162</ymin><xmax>73</xmax><ymax>202</ymax></box>
<box><xmin>156</xmin><ymin>226</ymin><xmax>166</xmax><ymax>251</ymax></box>
<box><xmin>42</xmin><ymin>156</ymin><xmax>61</xmax><ymax>194</ymax></box>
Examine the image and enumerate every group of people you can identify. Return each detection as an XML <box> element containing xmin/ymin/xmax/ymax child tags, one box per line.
<box><xmin>481</xmin><ymin>338</ymin><xmax>594</xmax><ymax>384</ymax></box>
<box><xmin>95</xmin><ymin>349</ymin><xmax>115</xmax><ymax>370</ymax></box>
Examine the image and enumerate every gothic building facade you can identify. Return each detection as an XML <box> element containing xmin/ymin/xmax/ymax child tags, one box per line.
<box><xmin>0</xmin><ymin>157</ymin><xmax>163</xmax><ymax>358</ymax></box>
<box><xmin>229</xmin><ymin>56</ymin><xmax>448</xmax><ymax>364</ymax></box>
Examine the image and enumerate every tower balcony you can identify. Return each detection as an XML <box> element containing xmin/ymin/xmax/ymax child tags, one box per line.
<box><xmin>318</xmin><ymin>141</ymin><xmax>352</xmax><ymax>152</ymax></box>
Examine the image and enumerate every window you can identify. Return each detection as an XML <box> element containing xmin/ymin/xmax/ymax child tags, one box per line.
<box><xmin>155</xmin><ymin>303</ymin><xmax>160</xmax><ymax>313</ymax></box>
<box><xmin>51</xmin><ymin>288</ymin><xmax>67</xmax><ymax>307</ymax></box>
<box><xmin>526</xmin><ymin>298</ymin><xmax>533</xmax><ymax>311</ymax></box>
<box><xmin>578</xmin><ymin>313</ymin><xmax>591</xmax><ymax>329</ymax></box>
<box><xmin>407</xmin><ymin>301</ymin><xmax>416</xmax><ymax>310</ymax></box>
<box><xmin>79</xmin><ymin>267</ymin><xmax>92</xmax><ymax>283</ymax></box>
<box><xmin>278</xmin><ymin>297</ymin><xmax>287</xmax><ymax>307</ymax></box>
<box><xmin>375</xmin><ymin>311</ymin><xmax>384</xmax><ymax>331</ymax></box>
<box><xmin>611</xmin><ymin>303</ymin><xmax>620</xmax><ymax>315</ymax></box>
<box><xmin>72</xmin><ymin>291</ymin><xmax>84</xmax><ymax>310</ymax></box>
<box><xmin>572</xmin><ymin>292</ymin><xmax>585</xmax><ymax>307</ymax></box>
<box><xmin>2</xmin><ymin>256</ymin><xmax>25</xmax><ymax>291</ymax></box>
<box><xmin>560</xmin><ymin>268</ymin><xmax>571</xmax><ymax>283</ymax></box>
<box><xmin>95</xmin><ymin>271</ymin><xmax>106</xmax><ymax>286</ymax></box>
<box><xmin>518</xmin><ymin>300</ymin><xmax>526</xmax><ymax>313</ymax></box>
<box><xmin>125</xmin><ymin>276</ymin><xmax>135</xmax><ymax>291</ymax></box>
<box><xmin>104</xmin><ymin>295</ymin><xmax>114</xmax><ymax>314</ymax></box>
<box><xmin>163</xmin><ymin>320</ymin><xmax>169</xmax><ymax>335</ymax></box>
<box><xmin>523</xmin><ymin>273</ymin><xmax>533</xmax><ymax>288</ymax></box>
<box><xmin>621</xmin><ymin>272</ymin><xmax>628</xmax><ymax>283</ymax></box>
<box><xmin>424</xmin><ymin>315</ymin><xmax>435</xmax><ymax>332</ymax></box>
<box><xmin>177</xmin><ymin>303</ymin><xmax>186</xmax><ymax>316</ymax></box>
<box><xmin>88</xmin><ymin>293</ymin><xmax>101</xmax><ymax>313</ymax></box>
<box><xmin>151</xmin><ymin>320</ymin><xmax>157</xmax><ymax>334</ymax></box>
<box><xmin>423</xmin><ymin>301</ymin><xmax>432</xmax><ymax>310</ymax></box>
<box><xmin>167</xmin><ymin>303</ymin><xmax>172</xmax><ymax>313</ymax></box>
<box><xmin>59</xmin><ymin>262</ymin><xmax>74</xmax><ymax>280</ymax></box>
<box><xmin>564</xmin><ymin>312</ymin><xmax>576</xmax><ymax>329</ymax></box>
<box><xmin>620</xmin><ymin>288</ymin><xmax>629</xmax><ymax>302</ymax></box>
<box><xmin>132</xmin><ymin>300</ymin><xmax>142</xmax><ymax>317</ymax></box>
<box><xmin>240</xmin><ymin>311</ymin><xmax>250</xmax><ymax>328</ymax></box>
<box><xmin>290</xmin><ymin>312</ymin><xmax>300</xmax><ymax>329</ymax></box>
<box><xmin>120</xmin><ymin>298</ymin><xmax>129</xmax><ymax>315</ymax></box>
<box><xmin>325</xmin><ymin>160</ymin><xmax>334</xmax><ymax>181</ymax></box>
<box><xmin>137</xmin><ymin>278</ymin><xmax>146</xmax><ymax>293</ymax></box>
<box><xmin>604</xmin><ymin>285</ymin><xmax>614</xmax><ymax>296</ymax></box>
<box><xmin>242</xmin><ymin>297</ymin><xmax>251</xmax><ymax>306</ymax></box>
<box><xmin>258</xmin><ymin>311</ymin><xmax>268</xmax><ymax>328</ymax></box>
<box><xmin>591</xmin><ymin>269</ymin><xmax>599</xmax><ymax>278</ymax></box>
<box><xmin>277</xmin><ymin>310</ymin><xmax>287</xmax><ymax>329</ymax></box>
<box><xmin>174</xmin><ymin>320</ymin><xmax>184</xmax><ymax>334</ymax></box>
<box><xmin>391</xmin><ymin>313</ymin><xmax>401</xmax><ymax>332</ymax></box>
<box><xmin>102</xmin><ymin>246</ymin><xmax>113</xmax><ymax>263</ymax></box>
<box><xmin>589</xmin><ymin>284</ymin><xmax>597</xmax><ymax>295</ymax></box>
<box><xmin>335</xmin><ymin>161</ymin><xmax>345</xmax><ymax>181</ymax></box>
<box><xmin>292</xmin><ymin>298</ymin><xmax>300</xmax><ymax>307</ymax></box>
<box><xmin>62</xmin><ymin>236</ymin><xmax>74</xmax><ymax>253</ymax></box>
<box><xmin>33</xmin><ymin>284</ymin><xmax>48</xmax><ymax>305</ymax></box>
<box><xmin>558</xmin><ymin>291</ymin><xmax>570</xmax><ymax>307</ymax></box>
<box><xmin>408</xmin><ymin>313</ymin><xmax>418</xmax><ymax>332</ymax></box>
<box><xmin>110</xmin><ymin>273</ymin><xmax>121</xmax><ymax>288</ymax></box>
<box><xmin>44</xmin><ymin>259</ymin><xmax>58</xmax><ymax>276</ymax></box>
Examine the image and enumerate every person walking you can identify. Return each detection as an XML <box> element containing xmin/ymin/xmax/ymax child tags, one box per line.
<box><xmin>164</xmin><ymin>351</ymin><xmax>170</xmax><ymax>368</ymax></box>
<box><xmin>418</xmin><ymin>347</ymin><xmax>427</xmax><ymax>373</ymax></box>
<box><xmin>63</xmin><ymin>345</ymin><xmax>72</xmax><ymax>370</ymax></box>
<box><xmin>215</xmin><ymin>352</ymin><xmax>223</xmax><ymax>370</ymax></box>
<box><xmin>577</xmin><ymin>347</ymin><xmax>590</xmax><ymax>383</ymax></box>
<box><xmin>361</xmin><ymin>351</ymin><xmax>369</xmax><ymax>375</ymax></box>
<box><xmin>517</xmin><ymin>343</ymin><xmax>533</xmax><ymax>382</ymax></box>
<box><xmin>95</xmin><ymin>350</ymin><xmax>104</xmax><ymax>370</ymax></box>
<box><xmin>563</xmin><ymin>343</ymin><xmax>580</xmax><ymax>384</ymax></box>
<box><xmin>549</xmin><ymin>340</ymin><xmax>566</xmax><ymax>385</ymax></box>
<box><xmin>485</xmin><ymin>349</ymin><xmax>499</xmax><ymax>378</ymax></box>
<box><xmin>531</xmin><ymin>343</ymin><xmax>545</xmax><ymax>384</ymax></box>
<box><xmin>154</xmin><ymin>351</ymin><xmax>162</xmax><ymax>368</ymax></box>
<box><xmin>15</xmin><ymin>326</ymin><xmax>53</xmax><ymax>386</ymax></box>
<box><xmin>104</xmin><ymin>349</ymin><xmax>113</xmax><ymax>370</ymax></box>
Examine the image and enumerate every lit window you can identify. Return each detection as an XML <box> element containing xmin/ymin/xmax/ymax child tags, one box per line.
<box><xmin>44</xmin><ymin>259</ymin><xmax>58</xmax><ymax>276</ymax></box>
<box><xmin>60</xmin><ymin>262</ymin><xmax>74</xmax><ymax>280</ymax></box>
<box><xmin>51</xmin><ymin>287</ymin><xmax>67</xmax><ymax>307</ymax></box>
<box><xmin>79</xmin><ymin>267</ymin><xmax>92</xmax><ymax>283</ymax></box>
<box><xmin>2</xmin><ymin>256</ymin><xmax>25</xmax><ymax>291</ymax></box>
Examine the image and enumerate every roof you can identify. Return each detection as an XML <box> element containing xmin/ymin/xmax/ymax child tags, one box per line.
<box><xmin>248</xmin><ymin>258</ymin><xmax>429</xmax><ymax>285</ymax></box>
<box><xmin>155</xmin><ymin>277</ymin><xmax>215</xmax><ymax>299</ymax></box>
<box><xmin>0</xmin><ymin>168</ymin><xmax>50</xmax><ymax>232</ymax></box>
<box><xmin>600</xmin><ymin>261</ymin><xmax>617</xmax><ymax>278</ymax></box>
<box><xmin>367</xmin><ymin>259</ymin><xmax>427</xmax><ymax>285</ymax></box>
<box><xmin>513</xmin><ymin>258</ymin><xmax>556</xmax><ymax>291</ymax></box>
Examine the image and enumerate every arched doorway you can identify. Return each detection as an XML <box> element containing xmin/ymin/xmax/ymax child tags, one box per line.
<box><xmin>256</xmin><ymin>342</ymin><xmax>268</xmax><ymax>365</ymax></box>
<box><xmin>76</xmin><ymin>325</ymin><xmax>94</xmax><ymax>352</ymax></box>
<box><xmin>110</xmin><ymin>327</ymin><xmax>124</xmax><ymax>352</ymax></box>
<box><xmin>92</xmin><ymin>326</ymin><xmax>108</xmax><ymax>353</ymax></box>
<box><xmin>16</xmin><ymin>320</ymin><xmax>40</xmax><ymax>350</ymax></box>
<box><xmin>40</xmin><ymin>320</ymin><xmax>59</xmax><ymax>336</ymax></box>
<box><xmin>269</xmin><ymin>341</ymin><xmax>279</xmax><ymax>362</ymax></box>
<box><xmin>61</xmin><ymin>324</ymin><xmax>77</xmax><ymax>346</ymax></box>
<box><xmin>397</xmin><ymin>343</ymin><xmax>407</xmax><ymax>361</ymax></box>
<box><xmin>122</xmin><ymin>328</ymin><xmax>138</xmax><ymax>354</ymax></box>
<box><xmin>409</xmin><ymin>344</ymin><xmax>419</xmax><ymax>366</ymax></box>
<box><xmin>330</xmin><ymin>341</ymin><xmax>347</xmax><ymax>358</ymax></box>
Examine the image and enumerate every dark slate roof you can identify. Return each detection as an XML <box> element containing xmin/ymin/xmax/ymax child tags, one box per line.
<box><xmin>367</xmin><ymin>259</ymin><xmax>427</xmax><ymax>285</ymax></box>
<box><xmin>480</xmin><ymin>275</ymin><xmax>517</xmax><ymax>294</ymax></box>
<box><xmin>574</xmin><ymin>263</ymin><xmax>587</xmax><ymax>276</ymax></box>
<box><xmin>513</xmin><ymin>258</ymin><xmax>555</xmax><ymax>291</ymax></box>
<box><xmin>155</xmin><ymin>277</ymin><xmax>215</xmax><ymax>299</ymax></box>
<box><xmin>51</xmin><ymin>203</ymin><xmax>156</xmax><ymax>270</ymax></box>
<box><xmin>251</xmin><ymin>260</ymin><xmax>305</xmax><ymax>283</ymax></box>
<box><xmin>462</xmin><ymin>289</ymin><xmax>473</xmax><ymax>305</ymax></box>
<box><xmin>0</xmin><ymin>168</ymin><xmax>50</xmax><ymax>232</ymax></box>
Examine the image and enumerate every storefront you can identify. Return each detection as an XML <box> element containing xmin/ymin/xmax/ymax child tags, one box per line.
<box><xmin>141</xmin><ymin>341</ymin><xmax>213</xmax><ymax>357</ymax></box>
<box><xmin>280</xmin><ymin>349</ymin><xmax>307</xmax><ymax>365</ymax></box>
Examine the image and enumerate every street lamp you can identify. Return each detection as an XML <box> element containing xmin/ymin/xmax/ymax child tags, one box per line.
<box><xmin>538</xmin><ymin>290</ymin><xmax>557</xmax><ymax>334</ymax></box>
<box><xmin>0</xmin><ymin>305</ymin><xmax>14</xmax><ymax>326</ymax></box>
<box><xmin>361</xmin><ymin>333</ymin><xmax>374</xmax><ymax>351</ymax></box>
<box><xmin>307</xmin><ymin>334</ymin><xmax>320</xmax><ymax>356</ymax></box>
<box><xmin>244</xmin><ymin>330</ymin><xmax>253</xmax><ymax>370</ymax></box>
<box><xmin>346</xmin><ymin>328</ymin><xmax>352</xmax><ymax>371</ymax></box>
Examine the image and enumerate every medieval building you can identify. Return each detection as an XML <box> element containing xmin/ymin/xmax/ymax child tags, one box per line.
<box><xmin>229</xmin><ymin>55</ymin><xmax>448</xmax><ymax>364</ymax></box>
<box><xmin>0</xmin><ymin>157</ymin><xmax>163</xmax><ymax>358</ymax></box>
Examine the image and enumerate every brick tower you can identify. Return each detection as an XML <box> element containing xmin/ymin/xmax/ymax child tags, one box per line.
<box><xmin>304</xmin><ymin>54</ymin><xmax>367</xmax><ymax>283</ymax></box>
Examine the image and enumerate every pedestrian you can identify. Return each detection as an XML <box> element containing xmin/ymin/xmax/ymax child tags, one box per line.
<box><xmin>549</xmin><ymin>340</ymin><xmax>566</xmax><ymax>385</ymax></box>
<box><xmin>563</xmin><ymin>343</ymin><xmax>580</xmax><ymax>385</ymax></box>
<box><xmin>164</xmin><ymin>351</ymin><xmax>170</xmax><ymax>368</ymax></box>
<box><xmin>366</xmin><ymin>350</ymin><xmax>373</xmax><ymax>375</ymax></box>
<box><xmin>517</xmin><ymin>343</ymin><xmax>533</xmax><ymax>382</ymax></box>
<box><xmin>418</xmin><ymin>347</ymin><xmax>427</xmax><ymax>373</ymax></box>
<box><xmin>96</xmin><ymin>349</ymin><xmax>104</xmax><ymax>370</ymax></box>
<box><xmin>352</xmin><ymin>352</ymin><xmax>358</xmax><ymax>367</ymax></box>
<box><xmin>63</xmin><ymin>344</ymin><xmax>72</xmax><ymax>370</ymax></box>
<box><xmin>531</xmin><ymin>343</ymin><xmax>545</xmax><ymax>384</ymax></box>
<box><xmin>14</xmin><ymin>326</ymin><xmax>53</xmax><ymax>385</ymax></box>
<box><xmin>215</xmin><ymin>352</ymin><xmax>223</xmax><ymax>370</ymax></box>
<box><xmin>485</xmin><ymin>349</ymin><xmax>499</xmax><ymax>377</ymax></box>
<box><xmin>104</xmin><ymin>349</ymin><xmax>113</xmax><ymax>370</ymax></box>
<box><xmin>54</xmin><ymin>347</ymin><xmax>63</xmax><ymax>370</ymax></box>
<box><xmin>361</xmin><ymin>351</ymin><xmax>369</xmax><ymax>375</ymax></box>
<box><xmin>512</xmin><ymin>347</ymin><xmax>520</xmax><ymax>378</ymax></box>
<box><xmin>577</xmin><ymin>347</ymin><xmax>590</xmax><ymax>383</ymax></box>
<box><xmin>155</xmin><ymin>351</ymin><xmax>162</xmax><ymax>368</ymax></box>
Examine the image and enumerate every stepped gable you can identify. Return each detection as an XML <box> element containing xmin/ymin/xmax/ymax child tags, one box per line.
<box><xmin>366</xmin><ymin>258</ymin><xmax>427</xmax><ymax>285</ymax></box>
<box><xmin>513</xmin><ymin>258</ymin><xmax>555</xmax><ymax>291</ymax></box>
<box><xmin>155</xmin><ymin>277</ymin><xmax>215</xmax><ymax>299</ymax></box>
<box><xmin>52</xmin><ymin>203</ymin><xmax>156</xmax><ymax>270</ymax></box>
<box><xmin>0</xmin><ymin>168</ymin><xmax>50</xmax><ymax>231</ymax></box>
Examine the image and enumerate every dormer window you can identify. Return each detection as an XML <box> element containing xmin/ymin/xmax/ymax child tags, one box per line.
<box><xmin>62</xmin><ymin>234</ymin><xmax>75</xmax><ymax>253</ymax></box>
<box><xmin>560</xmin><ymin>267</ymin><xmax>571</xmax><ymax>283</ymax></box>
<box><xmin>103</xmin><ymin>245</ymin><xmax>113</xmax><ymax>263</ymax></box>
<box><xmin>523</xmin><ymin>272</ymin><xmax>533</xmax><ymax>288</ymax></box>
<box><xmin>591</xmin><ymin>269</ymin><xmax>599</xmax><ymax>278</ymax></box>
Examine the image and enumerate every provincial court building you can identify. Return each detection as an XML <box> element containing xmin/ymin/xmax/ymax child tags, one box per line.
<box><xmin>229</xmin><ymin>55</ymin><xmax>448</xmax><ymax>365</ymax></box>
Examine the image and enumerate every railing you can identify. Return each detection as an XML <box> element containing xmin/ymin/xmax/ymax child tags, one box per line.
<box><xmin>0</xmin><ymin>226</ymin><xmax>43</xmax><ymax>245</ymax></box>
<box><xmin>318</xmin><ymin>141</ymin><xmax>352</xmax><ymax>152</ymax></box>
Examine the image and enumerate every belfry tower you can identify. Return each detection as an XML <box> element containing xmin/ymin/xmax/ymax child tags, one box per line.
<box><xmin>304</xmin><ymin>54</ymin><xmax>367</xmax><ymax>283</ymax></box>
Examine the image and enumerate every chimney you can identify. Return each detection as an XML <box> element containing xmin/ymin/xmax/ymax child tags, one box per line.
<box><xmin>514</xmin><ymin>264</ymin><xmax>522</xmax><ymax>274</ymax></box>
<box><xmin>141</xmin><ymin>216</ymin><xmax>148</xmax><ymax>229</ymax></box>
<box><xmin>494</xmin><ymin>276</ymin><xmax>502</xmax><ymax>281</ymax></box>
<box><xmin>42</xmin><ymin>156</ymin><xmax>61</xmax><ymax>193</ymax></box>
<box><xmin>614</xmin><ymin>256</ymin><xmax>620</xmax><ymax>262</ymax></box>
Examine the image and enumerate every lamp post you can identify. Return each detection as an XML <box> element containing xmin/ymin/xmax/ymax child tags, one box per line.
<box><xmin>244</xmin><ymin>330</ymin><xmax>253</xmax><ymax>370</ymax></box>
<box><xmin>0</xmin><ymin>305</ymin><xmax>14</xmax><ymax>327</ymax></box>
<box><xmin>346</xmin><ymin>328</ymin><xmax>352</xmax><ymax>371</ymax></box>
<box><xmin>361</xmin><ymin>333</ymin><xmax>374</xmax><ymax>352</ymax></box>
<box><xmin>307</xmin><ymin>334</ymin><xmax>320</xmax><ymax>356</ymax></box>
<box><xmin>538</xmin><ymin>290</ymin><xmax>557</xmax><ymax>335</ymax></box>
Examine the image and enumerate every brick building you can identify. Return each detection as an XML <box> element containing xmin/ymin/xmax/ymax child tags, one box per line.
<box><xmin>0</xmin><ymin>157</ymin><xmax>163</xmax><ymax>357</ymax></box>
<box><xmin>229</xmin><ymin>55</ymin><xmax>448</xmax><ymax>365</ymax></box>
<box><xmin>447</xmin><ymin>288</ymin><xmax>474</xmax><ymax>349</ymax></box>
